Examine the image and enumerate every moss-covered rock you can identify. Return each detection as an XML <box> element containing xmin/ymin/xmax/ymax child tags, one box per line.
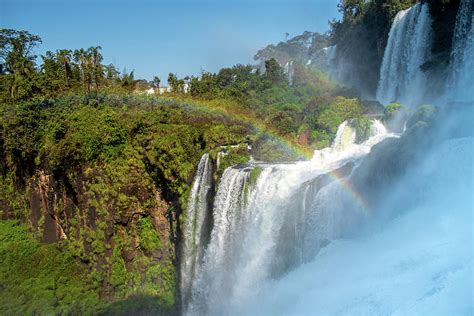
<box><xmin>353</xmin><ymin>117</ymin><xmax>372</xmax><ymax>144</ymax></box>
<box><xmin>250</xmin><ymin>133</ymin><xmax>304</xmax><ymax>162</ymax></box>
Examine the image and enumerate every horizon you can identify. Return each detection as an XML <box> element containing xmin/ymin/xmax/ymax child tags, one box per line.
<box><xmin>1</xmin><ymin>0</ymin><xmax>340</xmax><ymax>81</ymax></box>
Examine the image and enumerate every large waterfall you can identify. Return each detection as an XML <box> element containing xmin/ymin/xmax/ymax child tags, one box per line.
<box><xmin>179</xmin><ymin>3</ymin><xmax>474</xmax><ymax>314</ymax></box>
<box><xmin>237</xmin><ymin>136</ymin><xmax>473</xmax><ymax>315</ymax></box>
<box><xmin>184</xmin><ymin>120</ymin><xmax>394</xmax><ymax>315</ymax></box>
<box><xmin>447</xmin><ymin>0</ymin><xmax>474</xmax><ymax>102</ymax></box>
<box><xmin>376</xmin><ymin>3</ymin><xmax>432</xmax><ymax>105</ymax></box>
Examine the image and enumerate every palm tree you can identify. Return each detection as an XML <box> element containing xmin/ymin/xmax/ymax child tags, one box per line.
<box><xmin>56</xmin><ymin>49</ymin><xmax>72</xmax><ymax>87</ymax></box>
<box><xmin>87</xmin><ymin>46</ymin><xmax>103</xmax><ymax>91</ymax></box>
<box><xmin>73</xmin><ymin>48</ymin><xmax>86</xmax><ymax>87</ymax></box>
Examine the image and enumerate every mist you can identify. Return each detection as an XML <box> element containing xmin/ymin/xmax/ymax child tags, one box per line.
<box><xmin>237</xmin><ymin>110</ymin><xmax>473</xmax><ymax>315</ymax></box>
<box><xmin>182</xmin><ymin>1</ymin><xmax>474</xmax><ymax>315</ymax></box>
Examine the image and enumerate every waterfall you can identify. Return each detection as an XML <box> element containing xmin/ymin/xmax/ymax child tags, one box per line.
<box><xmin>185</xmin><ymin>120</ymin><xmax>394</xmax><ymax>315</ymax></box>
<box><xmin>180</xmin><ymin>4</ymin><xmax>474</xmax><ymax>313</ymax></box>
<box><xmin>332</xmin><ymin>120</ymin><xmax>356</xmax><ymax>151</ymax></box>
<box><xmin>376</xmin><ymin>3</ymin><xmax>433</xmax><ymax>106</ymax></box>
<box><xmin>447</xmin><ymin>0</ymin><xmax>474</xmax><ymax>102</ymax></box>
<box><xmin>325</xmin><ymin>45</ymin><xmax>338</xmax><ymax>77</ymax></box>
<box><xmin>180</xmin><ymin>153</ymin><xmax>213</xmax><ymax>308</ymax></box>
<box><xmin>238</xmin><ymin>136</ymin><xmax>474</xmax><ymax>315</ymax></box>
<box><xmin>187</xmin><ymin>166</ymin><xmax>251</xmax><ymax>314</ymax></box>
<box><xmin>283</xmin><ymin>60</ymin><xmax>295</xmax><ymax>86</ymax></box>
<box><xmin>326</xmin><ymin>45</ymin><xmax>337</xmax><ymax>65</ymax></box>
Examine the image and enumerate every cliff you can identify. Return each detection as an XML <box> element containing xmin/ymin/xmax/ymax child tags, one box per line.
<box><xmin>0</xmin><ymin>95</ymin><xmax>251</xmax><ymax>314</ymax></box>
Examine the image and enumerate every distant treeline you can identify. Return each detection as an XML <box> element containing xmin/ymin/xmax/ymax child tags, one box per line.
<box><xmin>0</xmin><ymin>28</ymin><xmax>293</xmax><ymax>103</ymax></box>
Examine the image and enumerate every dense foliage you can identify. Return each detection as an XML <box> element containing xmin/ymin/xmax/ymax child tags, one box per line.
<box><xmin>0</xmin><ymin>220</ymin><xmax>101</xmax><ymax>314</ymax></box>
<box><xmin>0</xmin><ymin>24</ymin><xmax>384</xmax><ymax>314</ymax></box>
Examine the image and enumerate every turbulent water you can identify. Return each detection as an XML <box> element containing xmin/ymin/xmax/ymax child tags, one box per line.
<box><xmin>376</xmin><ymin>3</ymin><xmax>432</xmax><ymax>106</ymax></box>
<box><xmin>180</xmin><ymin>3</ymin><xmax>474</xmax><ymax>315</ymax></box>
<box><xmin>237</xmin><ymin>136</ymin><xmax>474</xmax><ymax>315</ymax></box>
<box><xmin>184</xmin><ymin>121</ymin><xmax>396</xmax><ymax>315</ymax></box>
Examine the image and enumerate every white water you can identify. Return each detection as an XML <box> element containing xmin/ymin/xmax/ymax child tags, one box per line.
<box><xmin>185</xmin><ymin>120</ymin><xmax>395</xmax><ymax>315</ymax></box>
<box><xmin>180</xmin><ymin>153</ymin><xmax>213</xmax><ymax>307</ymax></box>
<box><xmin>240</xmin><ymin>135</ymin><xmax>474</xmax><ymax>315</ymax></box>
<box><xmin>376</xmin><ymin>3</ymin><xmax>433</xmax><ymax>106</ymax></box>
<box><xmin>284</xmin><ymin>60</ymin><xmax>295</xmax><ymax>86</ymax></box>
<box><xmin>324</xmin><ymin>45</ymin><xmax>337</xmax><ymax>73</ymax></box>
<box><xmin>219</xmin><ymin>3</ymin><xmax>473</xmax><ymax>314</ymax></box>
<box><xmin>447</xmin><ymin>0</ymin><xmax>474</xmax><ymax>102</ymax></box>
<box><xmin>180</xmin><ymin>4</ymin><xmax>474</xmax><ymax>314</ymax></box>
<box><xmin>185</xmin><ymin>125</ymin><xmax>473</xmax><ymax>316</ymax></box>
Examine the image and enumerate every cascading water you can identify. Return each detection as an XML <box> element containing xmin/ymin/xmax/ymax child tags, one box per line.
<box><xmin>284</xmin><ymin>60</ymin><xmax>295</xmax><ymax>86</ymax></box>
<box><xmin>180</xmin><ymin>153</ymin><xmax>213</xmax><ymax>308</ymax></box>
<box><xmin>180</xmin><ymin>5</ymin><xmax>474</xmax><ymax>313</ymax></box>
<box><xmin>447</xmin><ymin>0</ymin><xmax>474</xmax><ymax>102</ymax></box>
<box><xmin>238</xmin><ymin>136</ymin><xmax>473</xmax><ymax>315</ymax></box>
<box><xmin>376</xmin><ymin>3</ymin><xmax>433</xmax><ymax>106</ymax></box>
<box><xmin>184</xmin><ymin>120</ymin><xmax>394</xmax><ymax>315</ymax></box>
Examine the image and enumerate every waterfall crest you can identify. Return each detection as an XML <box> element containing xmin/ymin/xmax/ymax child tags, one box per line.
<box><xmin>185</xmin><ymin>120</ymin><xmax>394</xmax><ymax>315</ymax></box>
<box><xmin>180</xmin><ymin>153</ymin><xmax>213</xmax><ymax>307</ymax></box>
<box><xmin>376</xmin><ymin>3</ymin><xmax>432</xmax><ymax>106</ymax></box>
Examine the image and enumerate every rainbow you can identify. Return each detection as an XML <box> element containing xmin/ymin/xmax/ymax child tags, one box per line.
<box><xmin>327</xmin><ymin>167</ymin><xmax>371</xmax><ymax>213</ymax></box>
<box><xmin>157</xmin><ymin>95</ymin><xmax>372</xmax><ymax>213</ymax></box>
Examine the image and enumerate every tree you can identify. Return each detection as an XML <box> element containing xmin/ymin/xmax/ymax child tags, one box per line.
<box><xmin>168</xmin><ymin>73</ymin><xmax>179</xmax><ymax>93</ymax></box>
<box><xmin>105</xmin><ymin>64</ymin><xmax>120</xmax><ymax>81</ymax></box>
<box><xmin>121</xmin><ymin>69</ymin><xmax>136</xmax><ymax>91</ymax></box>
<box><xmin>56</xmin><ymin>49</ymin><xmax>72</xmax><ymax>87</ymax></box>
<box><xmin>264</xmin><ymin>58</ymin><xmax>285</xmax><ymax>84</ymax></box>
<box><xmin>0</xmin><ymin>29</ymin><xmax>42</xmax><ymax>100</ymax></box>
<box><xmin>337</xmin><ymin>0</ymin><xmax>366</xmax><ymax>21</ymax></box>
<box><xmin>73</xmin><ymin>48</ymin><xmax>87</xmax><ymax>89</ymax></box>
<box><xmin>87</xmin><ymin>46</ymin><xmax>103</xmax><ymax>91</ymax></box>
<box><xmin>40</xmin><ymin>51</ymin><xmax>62</xmax><ymax>94</ymax></box>
<box><xmin>152</xmin><ymin>76</ymin><xmax>161</xmax><ymax>89</ymax></box>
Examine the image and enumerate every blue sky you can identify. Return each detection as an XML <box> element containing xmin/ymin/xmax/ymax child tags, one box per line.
<box><xmin>1</xmin><ymin>0</ymin><xmax>340</xmax><ymax>80</ymax></box>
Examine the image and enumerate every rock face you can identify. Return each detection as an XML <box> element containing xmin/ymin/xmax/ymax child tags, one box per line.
<box><xmin>1</xmin><ymin>161</ymin><xmax>177</xmax><ymax>305</ymax></box>
<box><xmin>297</xmin><ymin>128</ymin><xmax>310</xmax><ymax>146</ymax></box>
<box><xmin>29</xmin><ymin>171</ymin><xmax>70</xmax><ymax>243</ymax></box>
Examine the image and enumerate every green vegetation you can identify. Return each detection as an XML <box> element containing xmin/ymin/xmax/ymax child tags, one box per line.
<box><xmin>217</xmin><ymin>145</ymin><xmax>251</xmax><ymax>172</ymax></box>
<box><xmin>0</xmin><ymin>27</ymin><xmax>371</xmax><ymax>154</ymax></box>
<box><xmin>249</xmin><ymin>166</ymin><xmax>263</xmax><ymax>186</ymax></box>
<box><xmin>0</xmin><ymin>25</ymin><xmax>382</xmax><ymax>314</ymax></box>
<box><xmin>0</xmin><ymin>95</ymin><xmax>251</xmax><ymax>314</ymax></box>
<box><xmin>255</xmin><ymin>31</ymin><xmax>329</xmax><ymax>68</ymax></box>
<box><xmin>0</xmin><ymin>220</ymin><xmax>101</xmax><ymax>315</ymax></box>
<box><xmin>243</xmin><ymin>166</ymin><xmax>264</xmax><ymax>206</ymax></box>
<box><xmin>138</xmin><ymin>217</ymin><xmax>163</xmax><ymax>253</ymax></box>
<box><xmin>354</xmin><ymin>116</ymin><xmax>372</xmax><ymax>144</ymax></box>
<box><xmin>385</xmin><ymin>102</ymin><xmax>403</xmax><ymax>115</ymax></box>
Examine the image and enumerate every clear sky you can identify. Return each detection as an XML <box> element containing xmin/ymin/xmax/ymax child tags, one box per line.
<box><xmin>1</xmin><ymin>0</ymin><xmax>340</xmax><ymax>80</ymax></box>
